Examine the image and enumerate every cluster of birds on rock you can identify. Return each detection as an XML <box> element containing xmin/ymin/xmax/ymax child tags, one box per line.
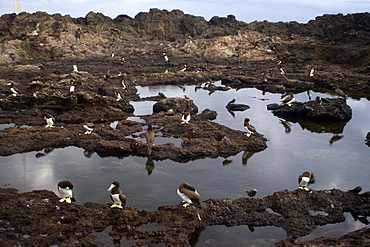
<box><xmin>57</xmin><ymin>171</ymin><xmax>317</xmax><ymax>209</ymax></box>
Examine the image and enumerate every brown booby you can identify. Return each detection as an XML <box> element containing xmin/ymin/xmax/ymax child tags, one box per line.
<box><xmin>281</xmin><ymin>93</ymin><xmax>295</xmax><ymax>106</ymax></box>
<box><xmin>245</xmin><ymin>189</ymin><xmax>258</xmax><ymax>198</ymax></box>
<box><xmin>243</xmin><ymin>118</ymin><xmax>256</xmax><ymax>137</ymax></box>
<box><xmin>177</xmin><ymin>182</ymin><xmax>201</xmax><ymax>208</ymax></box>
<box><xmin>144</xmin><ymin>124</ymin><xmax>155</xmax><ymax>155</ymax></box>
<box><xmin>83</xmin><ymin>121</ymin><xmax>94</xmax><ymax>135</ymax></box>
<box><xmin>58</xmin><ymin>180</ymin><xmax>76</xmax><ymax>203</ymax></box>
<box><xmin>44</xmin><ymin>114</ymin><xmax>55</xmax><ymax>128</ymax></box>
<box><xmin>298</xmin><ymin>172</ymin><xmax>315</xmax><ymax>191</ymax></box>
<box><xmin>107</xmin><ymin>181</ymin><xmax>126</xmax><ymax>209</ymax></box>
<box><xmin>334</xmin><ymin>85</ymin><xmax>346</xmax><ymax>99</ymax></box>
<box><xmin>181</xmin><ymin>112</ymin><xmax>191</xmax><ymax>124</ymax></box>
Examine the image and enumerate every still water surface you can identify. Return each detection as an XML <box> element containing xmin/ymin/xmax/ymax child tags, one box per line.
<box><xmin>1</xmin><ymin>82</ymin><xmax>369</xmax><ymax>244</ymax></box>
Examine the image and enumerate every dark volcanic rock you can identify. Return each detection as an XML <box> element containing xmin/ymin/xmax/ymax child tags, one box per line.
<box><xmin>366</xmin><ymin>131</ymin><xmax>370</xmax><ymax>147</ymax></box>
<box><xmin>0</xmin><ymin>187</ymin><xmax>369</xmax><ymax>246</ymax></box>
<box><xmin>267</xmin><ymin>97</ymin><xmax>352</xmax><ymax>121</ymax></box>
<box><xmin>152</xmin><ymin>97</ymin><xmax>198</xmax><ymax>114</ymax></box>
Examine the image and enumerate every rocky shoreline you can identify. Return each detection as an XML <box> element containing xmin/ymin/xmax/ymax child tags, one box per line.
<box><xmin>1</xmin><ymin>9</ymin><xmax>370</xmax><ymax>246</ymax></box>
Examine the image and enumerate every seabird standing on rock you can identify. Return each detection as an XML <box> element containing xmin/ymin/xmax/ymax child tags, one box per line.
<box><xmin>69</xmin><ymin>81</ymin><xmax>75</xmax><ymax>93</ymax></box>
<box><xmin>244</xmin><ymin>118</ymin><xmax>256</xmax><ymax>137</ymax></box>
<box><xmin>281</xmin><ymin>93</ymin><xmax>295</xmax><ymax>106</ymax></box>
<box><xmin>298</xmin><ymin>171</ymin><xmax>315</xmax><ymax>191</ymax></box>
<box><xmin>181</xmin><ymin>112</ymin><xmax>191</xmax><ymax>124</ymax></box>
<box><xmin>10</xmin><ymin>86</ymin><xmax>19</xmax><ymax>97</ymax></box>
<box><xmin>313</xmin><ymin>96</ymin><xmax>322</xmax><ymax>105</ymax></box>
<box><xmin>145</xmin><ymin>124</ymin><xmax>155</xmax><ymax>155</ymax></box>
<box><xmin>83</xmin><ymin>121</ymin><xmax>94</xmax><ymax>135</ymax></box>
<box><xmin>246</xmin><ymin>189</ymin><xmax>258</xmax><ymax>198</ymax></box>
<box><xmin>107</xmin><ymin>181</ymin><xmax>126</xmax><ymax>209</ymax></box>
<box><xmin>44</xmin><ymin>114</ymin><xmax>55</xmax><ymax>128</ymax></box>
<box><xmin>72</xmin><ymin>64</ymin><xmax>78</xmax><ymax>72</ymax></box>
<box><xmin>158</xmin><ymin>92</ymin><xmax>166</xmax><ymax>98</ymax></box>
<box><xmin>177</xmin><ymin>182</ymin><xmax>201</xmax><ymax>208</ymax></box>
<box><xmin>334</xmin><ymin>85</ymin><xmax>346</xmax><ymax>99</ymax></box>
<box><xmin>309</xmin><ymin>67</ymin><xmax>315</xmax><ymax>77</ymax></box>
<box><xmin>348</xmin><ymin>186</ymin><xmax>362</xmax><ymax>194</ymax></box>
<box><xmin>115</xmin><ymin>92</ymin><xmax>123</xmax><ymax>101</ymax></box>
<box><xmin>58</xmin><ymin>180</ymin><xmax>76</xmax><ymax>203</ymax></box>
<box><xmin>163</xmin><ymin>53</ymin><xmax>169</xmax><ymax>63</ymax></box>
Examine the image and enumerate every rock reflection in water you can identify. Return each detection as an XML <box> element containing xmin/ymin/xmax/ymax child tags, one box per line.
<box><xmin>296</xmin><ymin>212</ymin><xmax>367</xmax><ymax>242</ymax></box>
<box><xmin>189</xmin><ymin>225</ymin><xmax>286</xmax><ymax>247</ymax></box>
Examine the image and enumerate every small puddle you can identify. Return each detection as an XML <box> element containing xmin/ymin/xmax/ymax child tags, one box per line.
<box><xmin>190</xmin><ymin>225</ymin><xmax>286</xmax><ymax>247</ymax></box>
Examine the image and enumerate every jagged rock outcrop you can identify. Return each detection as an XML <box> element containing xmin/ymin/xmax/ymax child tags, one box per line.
<box><xmin>152</xmin><ymin>97</ymin><xmax>198</xmax><ymax>114</ymax></box>
<box><xmin>0</xmin><ymin>187</ymin><xmax>369</xmax><ymax>246</ymax></box>
<box><xmin>267</xmin><ymin>97</ymin><xmax>352</xmax><ymax>121</ymax></box>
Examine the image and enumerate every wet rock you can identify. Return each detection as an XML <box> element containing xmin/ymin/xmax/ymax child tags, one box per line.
<box><xmin>1</xmin><ymin>187</ymin><xmax>369</xmax><ymax>246</ymax></box>
<box><xmin>152</xmin><ymin>97</ymin><xmax>198</xmax><ymax>115</ymax></box>
<box><xmin>267</xmin><ymin>97</ymin><xmax>352</xmax><ymax>121</ymax></box>
<box><xmin>226</xmin><ymin>102</ymin><xmax>250</xmax><ymax>112</ymax></box>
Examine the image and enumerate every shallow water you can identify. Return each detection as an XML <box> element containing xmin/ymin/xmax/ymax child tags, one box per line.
<box><xmin>1</xmin><ymin>82</ymin><xmax>370</xmax><ymax>243</ymax></box>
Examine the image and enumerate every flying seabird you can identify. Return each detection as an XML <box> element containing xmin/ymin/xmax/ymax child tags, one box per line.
<box><xmin>107</xmin><ymin>181</ymin><xmax>126</xmax><ymax>209</ymax></box>
<box><xmin>145</xmin><ymin>124</ymin><xmax>155</xmax><ymax>155</ymax></box>
<box><xmin>298</xmin><ymin>171</ymin><xmax>315</xmax><ymax>191</ymax></box>
<box><xmin>44</xmin><ymin>114</ymin><xmax>55</xmax><ymax>128</ymax></box>
<box><xmin>72</xmin><ymin>64</ymin><xmax>78</xmax><ymax>72</ymax></box>
<box><xmin>177</xmin><ymin>182</ymin><xmax>201</xmax><ymax>208</ymax></box>
<box><xmin>58</xmin><ymin>180</ymin><xmax>76</xmax><ymax>203</ymax></box>
<box><xmin>334</xmin><ymin>85</ymin><xmax>346</xmax><ymax>99</ymax></box>
<box><xmin>181</xmin><ymin>112</ymin><xmax>191</xmax><ymax>124</ymax></box>
<box><xmin>244</xmin><ymin>118</ymin><xmax>256</xmax><ymax>137</ymax></box>
<box><xmin>83</xmin><ymin>121</ymin><xmax>94</xmax><ymax>135</ymax></box>
<box><xmin>281</xmin><ymin>93</ymin><xmax>295</xmax><ymax>106</ymax></box>
<box><xmin>245</xmin><ymin>189</ymin><xmax>258</xmax><ymax>198</ymax></box>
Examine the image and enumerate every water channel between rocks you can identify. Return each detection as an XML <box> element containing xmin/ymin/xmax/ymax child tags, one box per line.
<box><xmin>1</xmin><ymin>83</ymin><xmax>369</xmax><ymax>244</ymax></box>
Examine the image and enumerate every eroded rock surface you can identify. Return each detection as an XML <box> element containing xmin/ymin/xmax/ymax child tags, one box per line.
<box><xmin>267</xmin><ymin>97</ymin><xmax>352</xmax><ymax>121</ymax></box>
<box><xmin>0</xmin><ymin>187</ymin><xmax>369</xmax><ymax>246</ymax></box>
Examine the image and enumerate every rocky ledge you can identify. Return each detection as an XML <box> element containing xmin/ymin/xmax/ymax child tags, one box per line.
<box><xmin>0</xmin><ymin>187</ymin><xmax>369</xmax><ymax>246</ymax></box>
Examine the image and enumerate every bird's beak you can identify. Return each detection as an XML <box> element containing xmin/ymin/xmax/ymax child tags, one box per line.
<box><xmin>107</xmin><ymin>184</ymin><xmax>115</xmax><ymax>191</ymax></box>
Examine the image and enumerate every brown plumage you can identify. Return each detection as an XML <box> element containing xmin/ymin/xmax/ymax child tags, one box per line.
<box><xmin>108</xmin><ymin>181</ymin><xmax>126</xmax><ymax>208</ymax></box>
<box><xmin>244</xmin><ymin>118</ymin><xmax>256</xmax><ymax>137</ymax></box>
<box><xmin>144</xmin><ymin>124</ymin><xmax>155</xmax><ymax>155</ymax></box>
<box><xmin>298</xmin><ymin>172</ymin><xmax>315</xmax><ymax>191</ymax></box>
<box><xmin>281</xmin><ymin>93</ymin><xmax>295</xmax><ymax>105</ymax></box>
<box><xmin>245</xmin><ymin>189</ymin><xmax>257</xmax><ymax>198</ymax></box>
<box><xmin>334</xmin><ymin>85</ymin><xmax>346</xmax><ymax>99</ymax></box>
<box><xmin>177</xmin><ymin>182</ymin><xmax>201</xmax><ymax>207</ymax></box>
